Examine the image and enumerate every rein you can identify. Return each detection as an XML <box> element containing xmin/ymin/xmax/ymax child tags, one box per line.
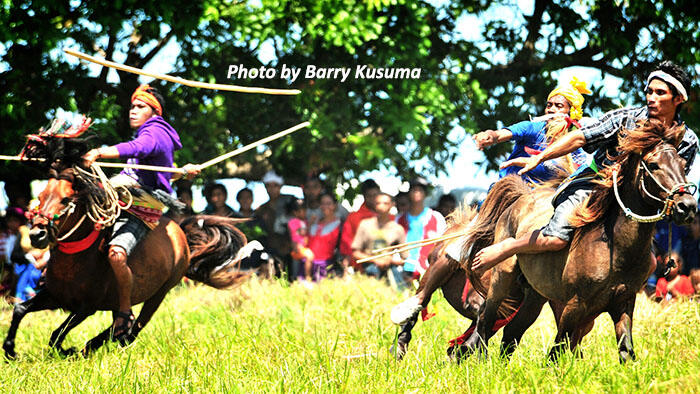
<box><xmin>612</xmin><ymin>149</ymin><xmax>696</xmax><ymax>223</ymax></box>
<box><xmin>30</xmin><ymin>165</ymin><xmax>134</xmax><ymax>253</ymax></box>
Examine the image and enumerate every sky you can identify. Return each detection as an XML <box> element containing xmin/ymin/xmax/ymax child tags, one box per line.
<box><xmin>2</xmin><ymin>0</ymin><xmax>700</xmax><ymax>213</ymax></box>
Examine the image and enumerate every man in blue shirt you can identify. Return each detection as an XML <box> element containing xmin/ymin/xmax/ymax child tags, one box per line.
<box><xmin>391</xmin><ymin>78</ymin><xmax>593</xmax><ymax>325</ymax></box>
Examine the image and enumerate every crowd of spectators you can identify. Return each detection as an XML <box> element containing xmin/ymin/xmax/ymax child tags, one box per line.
<box><xmin>6</xmin><ymin>166</ymin><xmax>700</xmax><ymax>303</ymax></box>
<box><xmin>161</xmin><ymin>171</ymin><xmax>455</xmax><ymax>290</ymax></box>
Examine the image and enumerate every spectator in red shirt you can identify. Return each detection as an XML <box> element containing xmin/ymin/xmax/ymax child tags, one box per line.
<box><xmin>655</xmin><ymin>252</ymin><xmax>695</xmax><ymax>302</ymax></box>
<box><xmin>308</xmin><ymin>193</ymin><xmax>342</xmax><ymax>282</ymax></box>
<box><xmin>339</xmin><ymin>179</ymin><xmax>380</xmax><ymax>273</ymax></box>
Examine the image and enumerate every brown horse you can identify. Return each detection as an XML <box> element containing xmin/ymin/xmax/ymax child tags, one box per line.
<box><xmin>3</xmin><ymin>136</ymin><xmax>252</xmax><ymax>359</ymax></box>
<box><xmin>393</xmin><ymin>194</ymin><xmax>583</xmax><ymax>360</ymax></box>
<box><xmin>461</xmin><ymin>120</ymin><xmax>696</xmax><ymax>362</ymax></box>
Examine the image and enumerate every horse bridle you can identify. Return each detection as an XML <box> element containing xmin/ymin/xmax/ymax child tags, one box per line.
<box><xmin>613</xmin><ymin>147</ymin><xmax>697</xmax><ymax>223</ymax></box>
<box><xmin>26</xmin><ymin>168</ymin><xmax>86</xmax><ymax>243</ymax></box>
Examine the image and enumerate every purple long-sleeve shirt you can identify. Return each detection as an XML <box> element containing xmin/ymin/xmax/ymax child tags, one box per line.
<box><xmin>114</xmin><ymin>116</ymin><xmax>182</xmax><ymax>193</ymax></box>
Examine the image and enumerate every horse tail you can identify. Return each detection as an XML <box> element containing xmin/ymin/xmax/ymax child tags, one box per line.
<box><xmin>179</xmin><ymin>215</ymin><xmax>251</xmax><ymax>289</ymax></box>
<box><xmin>462</xmin><ymin>175</ymin><xmax>530</xmax><ymax>296</ymax></box>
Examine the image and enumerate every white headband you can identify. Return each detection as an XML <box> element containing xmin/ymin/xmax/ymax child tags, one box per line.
<box><xmin>262</xmin><ymin>171</ymin><xmax>284</xmax><ymax>185</ymax></box>
<box><xmin>646</xmin><ymin>70</ymin><xmax>688</xmax><ymax>102</ymax></box>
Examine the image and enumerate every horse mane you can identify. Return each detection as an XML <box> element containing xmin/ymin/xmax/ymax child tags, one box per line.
<box><xmin>445</xmin><ymin>203</ymin><xmax>478</xmax><ymax>229</ymax></box>
<box><xmin>462</xmin><ymin>175</ymin><xmax>532</xmax><ymax>295</ymax></box>
<box><xmin>568</xmin><ymin>119</ymin><xmax>686</xmax><ymax>228</ymax></box>
<box><xmin>22</xmin><ymin>133</ymin><xmax>95</xmax><ymax>172</ymax></box>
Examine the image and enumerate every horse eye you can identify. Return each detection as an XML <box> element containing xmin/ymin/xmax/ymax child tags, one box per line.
<box><xmin>61</xmin><ymin>197</ymin><xmax>71</xmax><ymax>205</ymax></box>
<box><xmin>647</xmin><ymin>162</ymin><xmax>660</xmax><ymax>171</ymax></box>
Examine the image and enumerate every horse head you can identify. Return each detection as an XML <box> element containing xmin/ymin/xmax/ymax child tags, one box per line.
<box><xmin>635</xmin><ymin>143</ymin><xmax>697</xmax><ymax>224</ymax></box>
<box><xmin>624</xmin><ymin>119</ymin><xmax>697</xmax><ymax>225</ymax></box>
<box><xmin>28</xmin><ymin>166</ymin><xmax>84</xmax><ymax>249</ymax></box>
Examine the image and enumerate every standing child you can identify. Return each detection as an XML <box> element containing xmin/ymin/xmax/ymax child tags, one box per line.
<box><xmin>287</xmin><ymin>199</ymin><xmax>315</xmax><ymax>283</ymax></box>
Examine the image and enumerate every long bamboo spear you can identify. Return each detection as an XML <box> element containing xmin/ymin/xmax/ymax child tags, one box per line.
<box><xmin>1</xmin><ymin>122</ymin><xmax>311</xmax><ymax>174</ymax></box>
<box><xmin>64</xmin><ymin>49</ymin><xmax>301</xmax><ymax>95</ymax></box>
<box><xmin>357</xmin><ymin>231</ymin><xmax>468</xmax><ymax>264</ymax></box>
<box><xmin>370</xmin><ymin>230</ymin><xmax>467</xmax><ymax>254</ymax></box>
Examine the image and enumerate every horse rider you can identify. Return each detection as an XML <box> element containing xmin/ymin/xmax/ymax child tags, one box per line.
<box><xmin>391</xmin><ymin>76</ymin><xmax>593</xmax><ymax>325</ymax></box>
<box><xmin>82</xmin><ymin>84</ymin><xmax>198</xmax><ymax>340</ymax></box>
<box><xmin>471</xmin><ymin>61</ymin><xmax>698</xmax><ymax>275</ymax></box>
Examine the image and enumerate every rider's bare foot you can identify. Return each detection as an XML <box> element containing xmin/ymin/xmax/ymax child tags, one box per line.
<box><xmin>471</xmin><ymin>242</ymin><xmax>512</xmax><ymax>275</ymax></box>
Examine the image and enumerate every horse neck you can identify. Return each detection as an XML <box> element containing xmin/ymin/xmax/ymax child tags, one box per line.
<box><xmin>612</xmin><ymin>174</ymin><xmax>658</xmax><ymax>253</ymax></box>
<box><xmin>56</xmin><ymin>201</ymin><xmax>96</xmax><ymax>243</ymax></box>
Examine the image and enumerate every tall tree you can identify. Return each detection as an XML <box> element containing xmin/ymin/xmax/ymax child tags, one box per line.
<box><xmin>1</xmin><ymin>0</ymin><xmax>698</xmax><ymax>198</ymax></box>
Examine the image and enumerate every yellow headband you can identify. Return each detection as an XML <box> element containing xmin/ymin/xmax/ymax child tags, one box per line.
<box><xmin>547</xmin><ymin>76</ymin><xmax>591</xmax><ymax>120</ymax></box>
<box><xmin>131</xmin><ymin>84</ymin><xmax>163</xmax><ymax>116</ymax></box>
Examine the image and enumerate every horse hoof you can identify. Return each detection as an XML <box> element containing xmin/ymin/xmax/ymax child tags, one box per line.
<box><xmin>618</xmin><ymin>350</ymin><xmax>636</xmax><ymax>364</ymax></box>
<box><xmin>390</xmin><ymin>342</ymin><xmax>407</xmax><ymax>360</ymax></box>
<box><xmin>3</xmin><ymin>341</ymin><xmax>16</xmax><ymax>361</ymax></box>
<box><xmin>58</xmin><ymin>347</ymin><xmax>78</xmax><ymax>358</ymax></box>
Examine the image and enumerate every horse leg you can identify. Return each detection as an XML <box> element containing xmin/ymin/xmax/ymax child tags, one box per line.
<box><xmin>3</xmin><ymin>289</ymin><xmax>59</xmax><ymax>360</ymax></box>
<box><xmin>461</xmin><ymin>257</ymin><xmax>519</xmax><ymax>360</ymax></box>
<box><xmin>120</xmin><ymin>284</ymin><xmax>173</xmax><ymax>345</ymax></box>
<box><xmin>390</xmin><ymin>313</ymin><xmax>418</xmax><ymax>360</ymax></box>
<box><xmin>82</xmin><ymin>327</ymin><xmax>112</xmax><ymax>356</ymax></box>
<box><xmin>499</xmin><ymin>287</ymin><xmax>547</xmax><ymax>359</ymax></box>
<box><xmin>48</xmin><ymin>310</ymin><xmax>94</xmax><ymax>357</ymax></box>
<box><xmin>548</xmin><ymin>296</ymin><xmax>587</xmax><ymax>362</ymax></box>
<box><xmin>84</xmin><ymin>285</ymin><xmax>174</xmax><ymax>354</ymax></box>
<box><xmin>82</xmin><ymin>308</ymin><xmax>135</xmax><ymax>354</ymax></box>
<box><xmin>391</xmin><ymin>254</ymin><xmax>459</xmax><ymax>325</ymax></box>
<box><xmin>609</xmin><ymin>294</ymin><xmax>636</xmax><ymax>363</ymax></box>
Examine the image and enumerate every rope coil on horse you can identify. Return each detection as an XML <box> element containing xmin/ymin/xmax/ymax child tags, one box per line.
<box><xmin>73</xmin><ymin>165</ymin><xmax>133</xmax><ymax>228</ymax></box>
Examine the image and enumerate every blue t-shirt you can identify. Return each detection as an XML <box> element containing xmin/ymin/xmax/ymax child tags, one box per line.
<box><xmin>403</xmin><ymin>208</ymin><xmax>429</xmax><ymax>272</ymax></box>
<box><xmin>498</xmin><ymin>120</ymin><xmax>588</xmax><ymax>183</ymax></box>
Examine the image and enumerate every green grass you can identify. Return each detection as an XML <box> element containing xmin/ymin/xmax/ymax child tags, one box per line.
<box><xmin>1</xmin><ymin>276</ymin><xmax>699</xmax><ymax>393</ymax></box>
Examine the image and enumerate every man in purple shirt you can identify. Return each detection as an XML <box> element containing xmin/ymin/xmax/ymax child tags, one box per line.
<box><xmin>83</xmin><ymin>84</ymin><xmax>183</xmax><ymax>340</ymax></box>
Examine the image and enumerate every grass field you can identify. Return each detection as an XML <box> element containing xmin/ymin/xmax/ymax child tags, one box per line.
<box><xmin>1</xmin><ymin>275</ymin><xmax>699</xmax><ymax>393</ymax></box>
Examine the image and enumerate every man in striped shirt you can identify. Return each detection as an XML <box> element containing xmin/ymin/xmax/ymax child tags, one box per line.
<box><xmin>472</xmin><ymin>61</ymin><xmax>698</xmax><ymax>274</ymax></box>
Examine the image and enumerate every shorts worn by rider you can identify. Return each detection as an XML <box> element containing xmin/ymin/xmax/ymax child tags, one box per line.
<box><xmin>108</xmin><ymin>174</ymin><xmax>150</xmax><ymax>256</ymax></box>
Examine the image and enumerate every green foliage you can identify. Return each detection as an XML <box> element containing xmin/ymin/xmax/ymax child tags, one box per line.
<box><xmin>1</xmin><ymin>0</ymin><xmax>699</xmax><ymax>195</ymax></box>
<box><xmin>1</xmin><ymin>278</ymin><xmax>700</xmax><ymax>391</ymax></box>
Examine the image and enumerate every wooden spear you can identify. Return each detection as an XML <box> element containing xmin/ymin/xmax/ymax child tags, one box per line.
<box><xmin>1</xmin><ymin>122</ymin><xmax>311</xmax><ymax>175</ymax></box>
<box><xmin>64</xmin><ymin>49</ymin><xmax>301</xmax><ymax>95</ymax></box>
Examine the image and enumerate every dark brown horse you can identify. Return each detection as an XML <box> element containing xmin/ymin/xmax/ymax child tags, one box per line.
<box><xmin>3</xmin><ymin>136</ymin><xmax>252</xmax><ymax>359</ymax></box>
<box><xmin>393</xmin><ymin>195</ymin><xmax>583</xmax><ymax>360</ymax></box>
<box><xmin>462</xmin><ymin>120</ymin><xmax>696</xmax><ymax>362</ymax></box>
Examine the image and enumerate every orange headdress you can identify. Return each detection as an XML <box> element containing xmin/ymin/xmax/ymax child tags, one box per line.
<box><xmin>131</xmin><ymin>84</ymin><xmax>163</xmax><ymax>116</ymax></box>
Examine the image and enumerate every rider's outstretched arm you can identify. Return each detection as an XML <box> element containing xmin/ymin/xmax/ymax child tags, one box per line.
<box><xmin>473</xmin><ymin>129</ymin><xmax>513</xmax><ymax>150</ymax></box>
<box><xmin>502</xmin><ymin>129</ymin><xmax>586</xmax><ymax>175</ymax></box>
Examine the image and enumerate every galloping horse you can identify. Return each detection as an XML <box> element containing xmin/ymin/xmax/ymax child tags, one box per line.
<box><xmin>461</xmin><ymin>119</ymin><xmax>696</xmax><ymax>362</ymax></box>
<box><xmin>3</xmin><ymin>134</ymin><xmax>251</xmax><ymax>359</ymax></box>
<box><xmin>393</xmin><ymin>196</ymin><xmax>585</xmax><ymax>360</ymax></box>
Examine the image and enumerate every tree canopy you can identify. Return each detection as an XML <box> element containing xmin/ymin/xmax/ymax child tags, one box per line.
<box><xmin>1</xmin><ymin>0</ymin><xmax>698</xmax><ymax>199</ymax></box>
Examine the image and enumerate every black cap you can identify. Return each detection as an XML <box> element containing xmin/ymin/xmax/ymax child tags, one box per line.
<box><xmin>409</xmin><ymin>176</ymin><xmax>430</xmax><ymax>190</ymax></box>
<box><xmin>360</xmin><ymin>179</ymin><xmax>380</xmax><ymax>195</ymax></box>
